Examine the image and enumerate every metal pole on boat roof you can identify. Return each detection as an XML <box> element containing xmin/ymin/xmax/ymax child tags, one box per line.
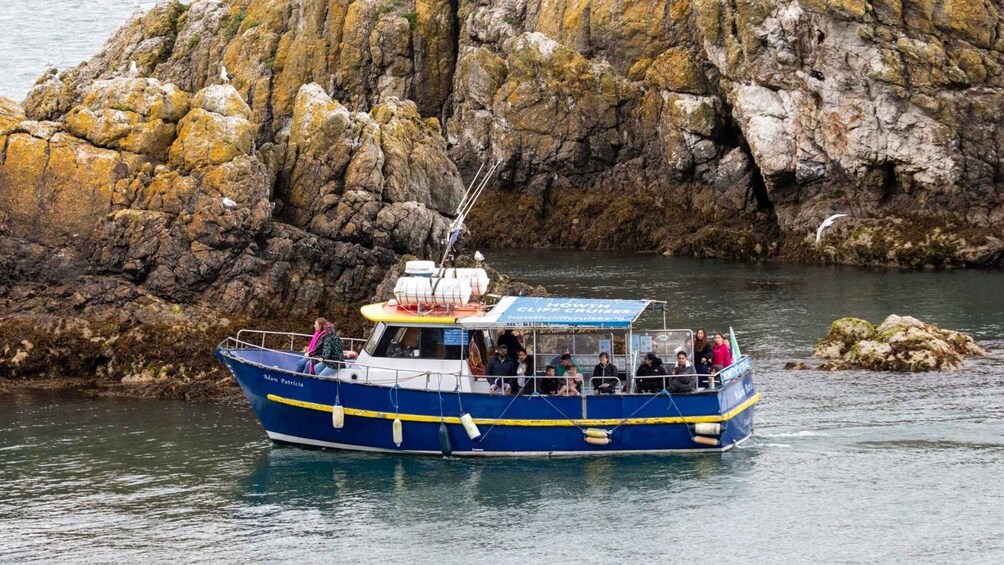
<box><xmin>626</xmin><ymin>327</ymin><xmax>633</xmax><ymax>393</ymax></box>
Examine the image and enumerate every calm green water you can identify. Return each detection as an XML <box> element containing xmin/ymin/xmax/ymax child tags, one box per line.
<box><xmin>3</xmin><ymin>252</ymin><xmax>1004</xmax><ymax>563</ymax></box>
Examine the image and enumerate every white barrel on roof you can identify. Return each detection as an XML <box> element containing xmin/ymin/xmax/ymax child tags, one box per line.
<box><xmin>431</xmin><ymin>278</ymin><xmax>472</xmax><ymax>306</ymax></box>
<box><xmin>404</xmin><ymin>260</ymin><xmax>437</xmax><ymax>277</ymax></box>
<box><xmin>394</xmin><ymin>276</ymin><xmax>433</xmax><ymax>305</ymax></box>
<box><xmin>441</xmin><ymin>268</ymin><xmax>490</xmax><ymax>297</ymax></box>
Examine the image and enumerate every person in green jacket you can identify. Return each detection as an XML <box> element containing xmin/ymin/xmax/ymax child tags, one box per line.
<box><xmin>316</xmin><ymin>322</ymin><xmax>344</xmax><ymax>377</ymax></box>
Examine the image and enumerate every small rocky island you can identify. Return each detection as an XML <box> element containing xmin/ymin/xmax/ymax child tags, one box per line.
<box><xmin>814</xmin><ymin>315</ymin><xmax>985</xmax><ymax>372</ymax></box>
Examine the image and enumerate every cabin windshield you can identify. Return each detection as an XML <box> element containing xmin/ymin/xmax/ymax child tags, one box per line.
<box><xmin>367</xmin><ymin>325</ymin><xmax>467</xmax><ymax>360</ymax></box>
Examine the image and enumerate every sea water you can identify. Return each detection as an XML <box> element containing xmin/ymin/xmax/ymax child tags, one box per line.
<box><xmin>2</xmin><ymin>251</ymin><xmax>1003</xmax><ymax>564</ymax></box>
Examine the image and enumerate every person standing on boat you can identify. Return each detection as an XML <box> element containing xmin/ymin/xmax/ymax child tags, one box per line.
<box><xmin>712</xmin><ymin>332</ymin><xmax>732</xmax><ymax>368</ymax></box>
<box><xmin>592</xmin><ymin>352</ymin><xmax>618</xmax><ymax>394</ymax></box>
<box><xmin>295</xmin><ymin>317</ymin><xmax>328</xmax><ymax>374</ymax></box>
<box><xmin>485</xmin><ymin>344</ymin><xmax>516</xmax><ymax>394</ymax></box>
<box><xmin>668</xmin><ymin>351</ymin><xmax>697</xmax><ymax>393</ymax></box>
<box><xmin>693</xmin><ymin>328</ymin><xmax>713</xmax><ymax>375</ymax></box>
<box><xmin>316</xmin><ymin>322</ymin><xmax>344</xmax><ymax>377</ymax></box>
<box><xmin>514</xmin><ymin>348</ymin><xmax>535</xmax><ymax>394</ymax></box>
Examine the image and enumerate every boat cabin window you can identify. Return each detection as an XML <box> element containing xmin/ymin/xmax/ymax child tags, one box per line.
<box><xmin>369</xmin><ymin>325</ymin><xmax>466</xmax><ymax>360</ymax></box>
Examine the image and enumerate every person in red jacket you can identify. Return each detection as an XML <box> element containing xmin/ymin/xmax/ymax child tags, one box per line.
<box><xmin>712</xmin><ymin>332</ymin><xmax>732</xmax><ymax>367</ymax></box>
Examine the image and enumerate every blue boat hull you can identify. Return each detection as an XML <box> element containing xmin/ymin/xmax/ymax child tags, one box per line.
<box><xmin>218</xmin><ymin>348</ymin><xmax>758</xmax><ymax>456</ymax></box>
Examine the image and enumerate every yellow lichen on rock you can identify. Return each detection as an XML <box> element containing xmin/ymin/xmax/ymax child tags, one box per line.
<box><xmin>64</xmin><ymin>78</ymin><xmax>190</xmax><ymax>158</ymax></box>
<box><xmin>645</xmin><ymin>48</ymin><xmax>708</xmax><ymax>94</ymax></box>
<box><xmin>168</xmin><ymin>85</ymin><xmax>255</xmax><ymax>171</ymax></box>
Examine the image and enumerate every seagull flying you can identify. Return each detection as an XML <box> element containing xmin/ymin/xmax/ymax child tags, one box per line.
<box><xmin>128</xmin><ymin>60</ymin><xmax>139</xmax><ymax>77</ymax></box>
<box><xmin>815</xmin><ymin>213</ymin><xmax>848</xmax><ymax>244</ymax></box>
<box><xmin>474</xmin><ymin>250</ymin><xmax>485</xmax><ymax>262</ymax></box>
<box><xmin>220</xmin><ymin>64</ymin><xmax>230</xmax><ymax>83</ymax></box>
<box><xmin>222</xmin><ymin>197</ymin><xmax>238</xmax><ymax>209</ymax></box>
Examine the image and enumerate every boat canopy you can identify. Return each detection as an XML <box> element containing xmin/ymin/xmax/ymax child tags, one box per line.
<box><xmin>459</xmin><ymin>296</ymin><xmax>651</xmax><ymax>329</ymax></box>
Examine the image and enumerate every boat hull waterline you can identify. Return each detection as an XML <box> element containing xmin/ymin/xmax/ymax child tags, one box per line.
<box><xmin>217</xmin><ymin>349</ymin><xmax>758</xmax><ymax>456</ymax></box>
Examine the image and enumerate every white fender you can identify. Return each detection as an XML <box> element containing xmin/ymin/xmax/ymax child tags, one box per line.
<box><xmin>460</xmin><ymin>412</ymin><xmax>481</xmax><ymax>441</ymax></box>
<box><xmin>694</xmin><ymin>423</ymin><xmax>720</xmax><ymax>436</ymax></box>
<box><xmin>331</xmin><ymin>404</ymin><xmax>345</xmax><ymax>429</ymax></box>
<box><xmin>392</xmin><ymin>417</ymin><xmax>403</xmax><ymax>447</ymax></box>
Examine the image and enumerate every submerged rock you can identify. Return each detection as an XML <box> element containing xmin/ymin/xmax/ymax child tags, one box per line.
<box><xmin>814</xmin><ymin>315</ymin><xmax>985</xmax><ymax>372</ymax></box>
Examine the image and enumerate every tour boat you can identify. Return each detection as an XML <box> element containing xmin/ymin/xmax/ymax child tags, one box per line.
<box><xmin>215</xmin><ymin>164</ymin><xmax>758</xmax><ymax>456</ymax></box>
<box><xmin>215</xmin><ymin>270</ymin><xmax>759</xmax><ymax>456</ymax></box>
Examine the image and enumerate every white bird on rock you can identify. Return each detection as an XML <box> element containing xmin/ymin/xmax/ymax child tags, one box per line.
<box><xmin>815</xmin><ymin>213</ymin><xmax>848</xmax><ymax>244</ymax></box>
<box><xmin>222</xmin><ymin>197</ymin><xmax>238</xmax><ymax>209</ymax></box>
<box><xmin>128</xmin><ymin>60</ymin><xmax>139</xmax><ymax>77</ymax></box>
<box><xmin>220</xmin><ymin>64</ymin><xmax>231</xmax><ymax>83</ymax></box>
<box><xmin>474</xmin><ymin>250</ymin><xmax>485</xmax><ymax>262</ymax></box>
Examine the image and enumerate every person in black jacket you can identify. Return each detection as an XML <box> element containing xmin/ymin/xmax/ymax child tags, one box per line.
<box><xmin>592</xmin><ymin>352</ymin><xmax>619</xmax><ymax>394</ymax></box>
<box><xmin>485</xmin><ymin>345</ymin><xmax>517</xmax><ymax>394</ymax></box>
<box><xmin>693</xmin><ymin>328</ymin><xmax>713</xmax><ymax>375</ymax></box>
<box><xmin>497</xmin><ymin>329</ymin><xmax>521</xmax><ymax>359</ymax></box>
<box><xmin>635</xmin><ymin>353</ymin><xmax>667</xmax><ymax>393</ymax></box>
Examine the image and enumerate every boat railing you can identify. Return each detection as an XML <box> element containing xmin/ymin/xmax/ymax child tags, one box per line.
<box><xmin>220</xmin><ymin>332</ymin><xmax>751</xmax><ymax>394</ymax></box>
<box><xmin>221</xmin><ymin>335</ymin><xmax>466</xmax><ymax>387</ymax></box>
<box><xmin>235</xmin><ymin>328</ymin><xmax>367</xmax><ymax>353</ymax></box>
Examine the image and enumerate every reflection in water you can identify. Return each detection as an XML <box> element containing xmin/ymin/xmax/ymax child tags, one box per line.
<box><xmin>238</xmin><ymin>447</ymin><xmax>751</xmax><ymax>514</ymax></box>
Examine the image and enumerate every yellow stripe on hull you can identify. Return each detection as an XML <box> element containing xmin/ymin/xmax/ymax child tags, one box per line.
<box><xmin>266</xmin><ymin>393</ymin><xmax>761</xmax><ymax>427</ymax></box>
<box><xmin>360</xmin><ymin>302</ymin><xmax>457</xmax><ymax>324</ymax></box>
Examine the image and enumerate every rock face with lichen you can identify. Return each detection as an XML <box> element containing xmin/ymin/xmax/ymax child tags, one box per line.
<box><xmin>13</xmin><ymin>0</ymin><xmax>1004</xmax><ymax>267</ymax></box>
<box><xmin>814</xmin><ymin>315</ymin><xmax>985</xmax><ymax>371</ymax></box>
<box><xmin>2</xmin><ymin>0</ymin><xmax>1004</xmax><ymax>394</ymax></box>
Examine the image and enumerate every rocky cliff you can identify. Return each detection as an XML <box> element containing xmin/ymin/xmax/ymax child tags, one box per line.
<box><xmin>1</xmin><ymin>0</ymin><xmax>1003</xmax><ymax>392</ymax></box>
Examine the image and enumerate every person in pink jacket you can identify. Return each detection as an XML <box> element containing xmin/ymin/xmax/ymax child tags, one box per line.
<box><xmin>712</xmin><ymin>332</ymin><xmax>732</xmax><ymax>367</ymax></box>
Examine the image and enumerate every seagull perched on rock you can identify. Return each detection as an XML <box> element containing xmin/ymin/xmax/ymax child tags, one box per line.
<box><xmin>220</xmin><ymin>64</ymin><xmax>231</xmax><ymax>83</ymax></box>
<box><xmin>815</xmin><ymin>213</ymin><xmax>848</xmax><ymax>244</ymax></box>
<box><xmin>474</xmin><ymin>250</ymin><xmax>485</xmax><ymax>262</ymax></box>
<box><xmin>128</xmin><ymin>60</ymin><xmax>139</xmax><ymax>77</ymax></box>
<box><xmin>222</xmin><ymin>197</ymin><xmax>238</xmax><ymax>209</ymax></box>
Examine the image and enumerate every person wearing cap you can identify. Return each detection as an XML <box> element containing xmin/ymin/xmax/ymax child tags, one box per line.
<box><xmin>485</xmin><ymin>344</ymin><xmax>517</xmax><ymax>394</ymax></box>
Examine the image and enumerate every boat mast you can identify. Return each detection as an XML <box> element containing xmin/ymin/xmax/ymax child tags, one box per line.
<box><xmin>438</xmin><ymin>161</ymin><xmax>499</xmax><ymax>267</ymax></box>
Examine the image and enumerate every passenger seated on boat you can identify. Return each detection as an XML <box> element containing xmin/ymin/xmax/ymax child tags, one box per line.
<box><xmin>668</xmin><ymin>351</ymin><xmax>697</xmax><ymax>393</ymax></box>
<box><xmin>555</xmin><ymin>353</ymin><xmax>579</xmax><ymax>376</ymax></box>
<box><xmin>485</xmin><ymin>344</ymin><xmax>517</xmax><ymax>394</ymax></box>
<box><xmin>555</xmin><ymin>365</ymin><xmax>582</xmax><ymax>396</ymax></box>
<box><xmin>712</xmin><ymin>332</ymin><xmax>732</xmax><ymax>367</ymax></box>
<box><xmin>514</xmin><ymin>348</ymin><xmax>535</xmax><ymax>395</ymax></box>
<box><xmin>635</xmin><ymin>353</ymin><xmax>667</xmax><ymax>393</ymax></box>
<box><xmin>539</xmin><ymin>365</ymin><xmax>561</xmax><ymax>395</ymax></box>
<box><xmin>295</xmin><ymin>317</ymin><xmax>328</xmax><ymax>375</ymax></box>
<box><xmin>316</xmin><ymin>322</ymin><xmax>344</xmax><ymax>377</ymax></box>
<box><xmin>549</xmin><ymin>346</ymin><xmax>578</xmax><ymax>373</ymax></box>
<box><xmin>592</xmin><ymin>352</ymin><xmax>618</xmax><ymax>394</ymax></box>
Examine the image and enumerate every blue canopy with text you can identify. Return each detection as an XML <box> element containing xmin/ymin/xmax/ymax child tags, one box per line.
<box><xmin>460</xmin><ymin>297</ymin><xmax>650</xmax><ymax>329</ymax></box>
